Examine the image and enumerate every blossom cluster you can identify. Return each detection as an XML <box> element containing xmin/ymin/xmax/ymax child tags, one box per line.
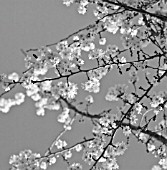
<box><xmin>105</xmin><ymin>84</ymin><xmax>128</xmax><ymax>102</ymax></box>
<box><xmin>57</xmin><ymin>107</ymin><xmax>73</xmax><ymax>130</ymax></box>
<box><xmin>0</xmin><ymin>92</ymin><xmax>25</xmax><ymax>113</ymax></box>
<box><xmin>9</xmin><ymin>149</ymin><xmax>41</xmax><ymax>170</ymax></box>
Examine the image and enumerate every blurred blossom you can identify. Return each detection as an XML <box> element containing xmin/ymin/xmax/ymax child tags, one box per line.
<box><xmin>31</xmin><ymin>93</ymin><xmax>41</xmax><ymax>101</ymax></box>
<box><xmin>62</xmin><ymin>0</ymin><xmax>74</xmax><ymax>6</ymax></box>
<box><xmin>40</xmin><ymin>161</ymin><xmax>48</xmax><ymax>170</ymax></box>
<box><xmin>64</xmin><ymin>150</ymin><xmax>72</xmax><ymax>159</ymax></box>
<box><xmin>159</xmin><ymin>157</ymin><xmax>167</xmax><ymax>169</ymax></box>
<box><xmin>36</xmin><ymin>107</ymin><xmax>45</xmax><ymax>116</ymax></box>
<box><xmin>1</xmin><ymin>82</ymin><xmax>10</xmax><ymax>92</ymax></box>
<box><xmin>78</xmin><ymin>5</ymin><xmax>87</xmax><ymax>15</ymax></box>
<box><xmin>85</xmin><ymin>95</ymin><xmax>94</xmax><ymax>104</ymax></box>
<box><xmin>88</xmin><ymin>66</ymin><xmax>108</xmax><ymax>80</ymax></box>
<box><xmin>9</xmin><ymin>150</ymin><xmax>41</xmax><ymax>170</ymax></box>
<box><xmin>14</xmin><ymin>92</ymin><xmax>25</xmax><ymax>105</ymax></box>
<box><xmin>0</xmin><ymin>73</ymin><xmax>7</xmax><ymax>83</ymax></box>
<box><xmin>41</xmin><ymin>80</ymin><xmax>52</xmax><ymax>92</ymax></box>
<box><xmin>44</xmin><ymin>103</ymin><xmax>60</xmax><ymax>111</ymax></box>
<box><xmin>26</xmin><ymin>84</ymin><xmax>40</xmax><ymax>97</ymax></box>
<box><xmin>8</xmin><ymin>72</ymin><xmax>19</xmax><ymax>82</ymax></box>
<box><xmin>72</xmin><ymin>35</ymin><xmax>79</xmax><ymax>41</ymax></box>
<box><xmin>113</xmin><ymin>141</ymin><xmax>128</xmax><ymax>156</ymax></box>
<box><xmin>123</xmin><ymin>126</ymin><xmax>131</xmax><ymax>137</ymax></box>
<box><xmin>35</xmin><ymin>98</ymin><xmax>48</xmax><ymax>108</ymax></box>
<box><xmin>138</xmin><ymin>17</ymin><xmax>145</xmax><ymax>25</ymax></box>
<box><xmin>48</xmin><ymin>156</ymin><xmax>56</xmax><ymax>165</ymax></box>
<box><xmin>0</xmin><ymin>98</ymin><xmax>11</xmax><ymax>113</ymax></box>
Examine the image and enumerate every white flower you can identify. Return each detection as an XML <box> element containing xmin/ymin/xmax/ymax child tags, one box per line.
<box><xmin>31</xmin><ymin>93</ymin><xmax>41</xmax><ymax>101</ymax></box>
<box><xmin>75</xmin><ymin>144</ymin><xmax>82</xmax><ymax>152</ymax></box>
<box><xmin>68</xmin><ymin>162</ymin><xmax>82</xmax><ymax>170</ymax></box>
<box><xmin>49</xmin><ymin>156</ymin><xmax>56</xmax><ymax>165</ymax></box>
<box><xmin>99</xmin><ymin>38</ymin><xmax>107</xmax><ymax>45</ymax></box>
<box><xmin>138</xmin><ymin>17</ymin><xmax>145</xmax><ymax>25</ymax></box>
<box><xmin>14</xmin><ymin>92</ymin><xmax>25</xmax><ymax>105</ymax></box>
<box><xmin>57</xmin><ymin>114</ymin><xmax>68</xmax><ymax>123</ymax></box>
<box><xmin>159</xmin><ymin>157</ymin><xmax>167</xmax><ymax>169</ymax></box>
<box><xmin>8</xmin><ymin>72</ymin><xmax>19</xmax><ymax>82</ymax></box>
<box><xmin>138</xmin><ymin>133</ymin><xmax>148</xmax><ymax>143</ymax></box>
<box><xmin>57</xmin><ymin>108</ymin><xmax>70</xmax><ymax>123</ymax></box>
<box><xmin>40</xmin><ymin>161</ymin><xmax>48</xmax><ymax>170</ymax></box>
<box><xmin>152</xmin><ymin>165</ymin><xmax>162</xmax><ymax>170</ymax></box>
<box><xmin>45</xmin><ymin>103</ymin><xmax>60</xmax><ymax>110</ymax></box>
<box><xmin>85</xmin><ymin>95</ymin><xmax>94</xmax><ymax>104</ymax></box>
<box><xmin>104</xmin><ymin>20</ymin><xmax>119</xmax><ymax>34</ymax></box>
<box><xmin>64</xmin><ymin>150</ymin><xmax>72</xmax><ymax>159</ymax></box>
<box><xmin>159</xmin><ymin>64</ymin><xmax>167</xmax><ymax>76</ymax></box>
<box><xmin>63</xmin><ymin>0</ymin><xmax>74</xmax><ymax>7</ymax></box>
<box><xmin>81</xmin><ymin>78</ymin><xmax>100</xmax><ymax>93</ymax></box>
<box><xmin>26</xmin><ymin>84</ymin><xmax>39</xmax><ymax>97</ymax></box>
<box><xmin>78</xmin><ymin>5</ymin><xmax>87</xmax><ymax>15</ymax></box>
<box><xmin>147</xmin><ymin>143</ymin><xmax>155</xmax><ymax>152</ymax></box>
<box><xmin>41</xmin><ymin>80</ymin><xmax>52</xmax><ymax>91</ymax></box>
<box><xmin>130</xmin><ymin>114</ymin><xmax>138</xmax><ymax>125</ymax></box>
<box><xmin>36</xmin><ymin>108</ymin><xmax>45</xmax><ymax>116</ymax></box>
<box><xmin>119</xmin><ymin>56</ymin><xmax>127</xmax><ymax>67</ymax></box>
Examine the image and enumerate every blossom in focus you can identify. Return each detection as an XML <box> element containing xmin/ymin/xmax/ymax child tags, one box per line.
<box><xmin>159</xmin><ymin>157</ymin><xmax>167</xmax><ymax>169</ymax></box>
<box><xmin>85</xmin><ymin>95</ymin><xmax>94</xmax><ymax>104</ymax></box>
<box><xmin>123</xmin><ymin>126</ymin><xmax>131</xmax><ymax>137</ymax></box>
<box><xmin>55</xmin><ymin>139</ymin><xmax>67</xmax><ymax>149</ymax></box>
<box><xmin>9</xmin><ymin>149</ymin><xmax>41</xmax><ymax>170</ymax></box>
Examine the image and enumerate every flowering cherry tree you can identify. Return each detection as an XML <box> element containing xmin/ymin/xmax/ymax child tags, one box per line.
<box><xmin>1</xmin><ymin>0</ymin><xmax>167</xmax><ymax>170</ymax></box>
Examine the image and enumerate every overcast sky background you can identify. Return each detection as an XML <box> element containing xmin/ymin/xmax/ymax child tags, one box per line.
<box><xmin>0</xmin><ymin>0</ymin><xmax>164</xmax><ymax>170</ymax></box>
